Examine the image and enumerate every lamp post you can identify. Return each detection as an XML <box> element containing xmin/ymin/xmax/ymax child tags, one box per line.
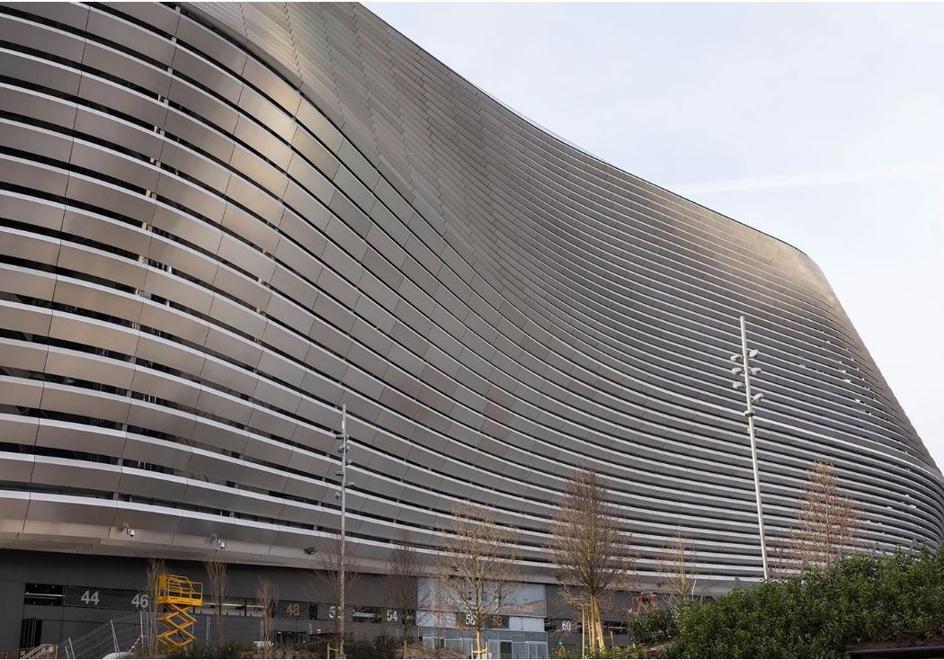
<box><xmin>335</xmin><ymin>404</ymin><xmax>351</xmax><ymax>658</ymax></box>
<box><xmin>730</xmin><ymin>316</ymin><xmax>769</xmax><ymax>580</ymax></box>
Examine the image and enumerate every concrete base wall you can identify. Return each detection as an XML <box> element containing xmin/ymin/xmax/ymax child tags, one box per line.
<box><xmin>0</xmin><ymin>550</ymin><xmax>649</xmax><ymax>654</ymax></box>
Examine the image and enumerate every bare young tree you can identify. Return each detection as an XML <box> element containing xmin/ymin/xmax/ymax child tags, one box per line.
<box><xmin>420</xmin><ymin>575</ymin><xmax>451</xmax><ymax>655</ymax></box>
<box><xmin>256</xmin><ymin>578</ymin><xmax>277</xmax><ymax>656</ymax></box>
<box><xmin>144</xmin><ymin>558</ymin><xmax>167</xmax><ymax>656</ymax></box>
<box><xmin>657</xmin><ymin>532</ymin><xmax>698</xmax><ymax>611</ymax></box>
<box><xmin>386</xmin><ymin>533</ymin><xmax>420</xmax><ymax>655</ymax></box>
<box><xmin>312</xmin><ymin>534</ymin><xmax>361</xmax><ymax>657</ymax></box>
<box><xmin>767</xmin><ymin>540</ymin><xmax>791</xmax><ymax>578</ymax></box>
<box><xmin>437</xmin><ymin>506</ymin><xmax>520</xmax><ymax>659</ymax></box>
<box><xmin>549</xmin><ymin>468</ymin><xmax>634</xmax><ymax>654</ymax></box>
<box><xmin>204</xmin><ymin>556</ymin><xmax>227</xmax><ymax>650</ymax></box>
<box><xmin>789</xmin><ymin>459</ymin><xmax>862</xmax><ymax>572</ymax></box>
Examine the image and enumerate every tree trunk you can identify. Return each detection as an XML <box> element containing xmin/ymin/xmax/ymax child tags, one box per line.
<box><xmin>591</xmin><ymin>596</ymin><xmax>605</xmax><ymax>652</ymax></box>
<box><xmin>581</xmin><ymin>606</ymin><xmax>587</xmax><ymax>658</ymax></box>
<box><xmin>475</xmin><ymin>628</ymin><xmax>482</xmax><ymax>658</ymax></box>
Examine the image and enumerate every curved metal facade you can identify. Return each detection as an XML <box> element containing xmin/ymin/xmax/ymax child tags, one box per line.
<box><xmin>0</xmin><ymin>2</ymin><xmax>940</xmax><ymax>586</ymax></box>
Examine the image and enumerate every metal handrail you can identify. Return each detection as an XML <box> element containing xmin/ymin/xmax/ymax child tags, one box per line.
<box><xmin>23</xmin><ymin>644</ymin><xmax>57</xmax><ymax>659</ymax></box>
<box><xmin>156</xmin><ymin>574</ymin><xmax>204</xmax><ymax>606</ymax></box>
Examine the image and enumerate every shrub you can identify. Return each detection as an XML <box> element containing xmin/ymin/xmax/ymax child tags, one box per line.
<box><xmin>346</xmin><ymin>636</ymin><xmax>398</xmax><ymax>658</ymax></box>
<box><xmin>552</xmin><ymin>643</ymin><xmax>646</xmax><ymax>658</ymax></box>
<box><xmin>671</xmin><ymin>547</ymin><xmax>944</xmax><ymax>658</ymax></box>
<box><xmin>164</xmin><ymin>642</ymin><xmax>254</xmax><ymax>658</ymax></box>
<box><xmin>628</xmin><ymin>606</ymin><xmax>677</xmax><ymax>645</ymax></box>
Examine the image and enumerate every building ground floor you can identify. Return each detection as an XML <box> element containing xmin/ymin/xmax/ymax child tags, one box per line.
<box><xmin>0</xmin><ymin>550</ymin><xmax>644</xmax><ymax>657</ymax></box>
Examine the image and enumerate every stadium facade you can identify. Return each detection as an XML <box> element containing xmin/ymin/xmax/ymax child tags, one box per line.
<box><xmin>0</xmin><ymin>1</ymin><xmax>941</xmax><ymax>652</ymax></box>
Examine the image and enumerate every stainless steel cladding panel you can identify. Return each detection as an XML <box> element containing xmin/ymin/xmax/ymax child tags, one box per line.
<box><xmin>0</xmin><ymin>3</ymin><xmax>940</xmax><ymax>585</ymax></box>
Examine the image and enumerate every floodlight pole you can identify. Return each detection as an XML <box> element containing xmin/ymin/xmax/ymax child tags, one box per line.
<box><xmin>338</xmin><ymin>404</ymin><xmax>349</xmax><ymax>658</ymax></box>
<box><xmin>738</xmin><ymin>316</ymin><xmax>769</xmax><ymax>580</ymax></box>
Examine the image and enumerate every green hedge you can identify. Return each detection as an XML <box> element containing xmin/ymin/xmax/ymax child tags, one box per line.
<box><xmin>628</xmin><ymin>605</ymin><xmax>677</xmax><ymax>646</ymax></box>
<box><xmin>162</xmin><ymin>636</ymin><xmax>401</xmax><ymax>659</ymax></box>
<box><xmin>670</xmin><ymin>548</ymin><xmax>944</xmax><ymax>658</ymax></box>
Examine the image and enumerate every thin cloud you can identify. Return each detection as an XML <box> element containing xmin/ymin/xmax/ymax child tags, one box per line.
<box><xmin>676</xmin><ymin>162</ymin><xmax>944</xmax><ymax>195</ymax></box>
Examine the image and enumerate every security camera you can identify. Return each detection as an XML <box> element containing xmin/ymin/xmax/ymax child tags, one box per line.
<box><xmin>218</xmin><ymin>538</ymin><xmax>226</xmax><ymax>550</ymax></box>
<box><xmin>304</xmin><ymin>546</ymin><xmax>317</xmax><ymax>556</ymax></box>
<box><xmin>121</xmin><ymin>524</ymin><xmax>135</xmax><ymax>539</ymax></box>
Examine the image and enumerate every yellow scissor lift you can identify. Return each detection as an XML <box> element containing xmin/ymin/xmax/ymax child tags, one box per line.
<box><xmin>155</xmin><ymin>574</ymin><xmax>204</xmax><ymax>651</ymax></box>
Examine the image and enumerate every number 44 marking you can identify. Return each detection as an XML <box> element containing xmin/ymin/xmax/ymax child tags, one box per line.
<box><xmin>80</xmin><ymin>590</ymin><xmax>100</xmax><ymax>606</ymax></box>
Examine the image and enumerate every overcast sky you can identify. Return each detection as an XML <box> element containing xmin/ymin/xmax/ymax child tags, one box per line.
<box><xmin>367</xmin><ymin>2</ymin><xmax>944</xmax><ymax>465</ymax></box>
